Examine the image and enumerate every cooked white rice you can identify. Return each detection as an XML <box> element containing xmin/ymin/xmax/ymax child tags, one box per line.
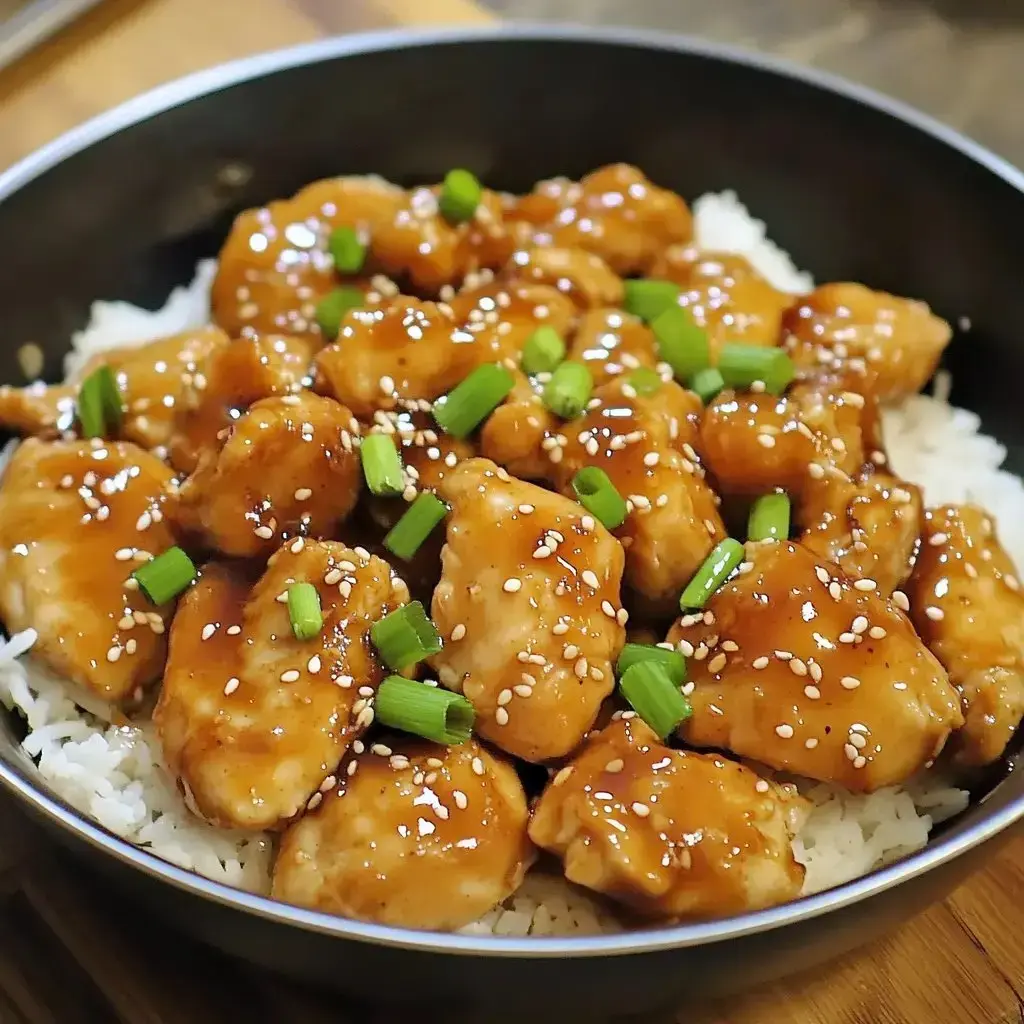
<box><xmin>0</xmin><ymin>190</ymin><xmax>990</xmax><ymax>934</ymax></box>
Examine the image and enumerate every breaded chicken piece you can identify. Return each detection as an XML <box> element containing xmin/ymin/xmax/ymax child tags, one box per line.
<box><xmin>668</xmin><ymin>540</ymin><xmax>963</xmax><ymax>791</ymax></box>
<box><xmin>273</xmin><ymin>737</ymin><xmax>532</xmax><ymax>930</ymax></box>
<box><xmin>503</xmin><ymin>247</ymin><xmax>623</xmax><ymax>309</ymax></box>
<box><xmin>0</xmin><ymin>438</ymin><xmax>179</xmax><ymax>701</ymax></box>
<box><xmin>529</xmin><ymin>718</ymin><xmax>807</xmax><ymax>920</ymax></box>
<box><xmin>478</xmin><ymin>370</ymin><xmax>560</xmax><ymax>482</ymax></box>
<box><xmin>431</xmin><ymin>458</ymin><xmax>626</xmax><ymax>762</ymax></box>
<box><xmin>567</xmin><ymin>308</ymin><xmax>659</xmax><ymax>387</ymax></box>
<box><xmin>154</xmin><ymin>542</ymin><xmax>407</xmax><ymax>831</ymax></box>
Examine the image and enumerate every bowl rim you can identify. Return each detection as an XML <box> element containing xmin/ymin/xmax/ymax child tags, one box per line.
<box><xmin>1</xmin><ymin>22</ymin><xmax>1023</xmax><ymax>959</ymax></box>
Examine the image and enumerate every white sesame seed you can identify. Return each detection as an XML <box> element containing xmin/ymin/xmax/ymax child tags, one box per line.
<box><xmin>280</xmin><ymin>669</ymin><xmax>300</xmax><ymax>683</ymax></box>
<box><xmin>808</xmin><ymin>661</ymin><xmax>822</xmax><ymax>683</ymax></box>
<box><xmin>925</xmin><ymin>606</ymin><xmax>945</xmax><ymax>621</ymax></box>
<box><xmin>601</xmin><ymin>600</ymin><xmax>616</xmax><ymax>618</ymax></box>
<box><xmin>829</xmin><ymin>581</ymin><xmax>842</xmax><ymax>601</ymax></box>
<box><xmin>290</xmin><ymin>537</ymin><xmax>305</xmax><ymax>554</ymax></box>
<box><xmin>631</xmin><ymin>802</ymin><xmax>650</xmax><ymax>817</ymax></box>
<box><xmin>356</xmin><ymin>706</ymin><xmax>375</xmax><ymax>729</ymax></box>
<box><xmin>135</xmin><ymin>511</ymin><xmax>152</xmax><ymax>532</ymax></box>
<box><xmin>616</xmin><ymin>608</ymin><xmax>629</xmax><ymax>626</ymax></box>
<box><xmin>752</xmin><ymin>656</ymin><xmax>769</xmax><ymax>670</ymax></box>
<box><xmin>708</xmin><ymin>652</ymin><xmax>727</xmax><ymax>674</ymax></box>
<box><xmin>581</xmin><ymin>569</ymin><xmax>600</xmax><ymax>590</ymax></box>
<box><xmin>472</xmin><ymin>757</ymin><xmax>486</xmax><ymax>776</ymax></box>
<box><xmin>755</xmin><ymin>780</ymin><xmax>770</xmax><ymax>794</ymax></box>
<box><xmin>868</xmin><ymin>626</ymin><xmax>887</xmax><ymax>640</ymax></box>
<box><xmin>453</xmin><ymin>790</ymin><xmax>468</xmax><ymax>810</ymax></box>
<box><xmin>226</xmin><ymin>625</ymin><xmax>241</xmax><ymax>636</ymax></box>
<box><xmin>805</xmin><ymin>737</ymin><xmax>819</xmax><ymax>749</ymax></box>
<box><xmin>804</xmin><ymin>684</ymin><xmax>821</xmax><ymax>700</ymax></box>
<box><xmin>840</xmin><ymin>676</ymin><xmax>861</xmax><ymax>690</ymax></box>
<box><xmin>775</xmin><ymin>724</ymin><xmax>794</xmax><ymax>739</ymax></box>
<box><xmin>573</xmin><ymin>657</ymin><xmax>589</xmax><ymax>679</ymax></box>
<box><xmin>497</xmin><ymin>688</ymin><xmax>513</xmax><ymax>707</ymax></box>
<box><xmin>224</xmin><ymin>677</ymin><xmax>239</xmax><ymax>696</ymax></box>
<box><xmin>533</xmin><ymin>546</ymin><xmax>552</xmax><ymax>559</ymax></box>
<box><xmin>552</xmin><ymin>621</ymin><xmax>569</xmax><ymax>635</ymax></box>
<box><xmin>450</xmin><ymin>623</ymin><xmax>466</xmax><ymax>642</ymax></box>
<box><xmin>929</xmin><ymin>532</ymin><xmax>948</xmax><ymax>546</ymax></box>
<box><xmin>789</xmin><ymin>658</ymin><xmax>808</xmax><ymax>677</ymax></box>
<box><xmin>201</xmin><ymin>623</ymin><xmax>216</xmax><ymax>641</ymax></box>
<box><xmin>851</xmin><ymin>616</ymin><xmax>869</xmax><ymax>634</ymax></box>
<box><xmin>503</xmin><ymin>578</ymin><xmax>522</xmax><ymax>593</ymax></box>
<box><xmin>307</xmin><ymin>655</ymin><xmax>321</xmax><ymax>673</ymax></box>
<box><xmin>105</xmin><ymin>646</ymin><xmax>121</xmax><ymax>663</ymax></box>
<box><xmin>839</xmin><ymin>632</ymin><xmax>857</xmax><ymax>644</ymax></box>
<box><xmin>580</xmin><ymin>514</ymin><xmax>595</xmax><ymax>532</ymax></box>
<box><xmin>757</xmin><ymin>433</ymin><xmax>776</xmax><ymax>449</ymax></box>
<box><xmin>254</xmin><ymin>525</ymin><xmax>274</xmax><ymax>540</ymax></box>
<box><xmin>495</xmin><ymin>707</ymin><xmax>510</xmax><ymax>726</ymax></box>
<box><xmin>643</xmin><ymin>451</ymin><xmax>660</xmax><ymax>467</ymax></box>
<box><xmin>774</xmin><ymin>650</ymin><xmax>793</xmax><ymax>661</ymax></box>
<box><xmin>853</xmin><ymin>578</ymin><xmax>877</xmax><ymax>592</ymax></box>
<box><xmin>849</xmin><ymin>733</ymin><xmax>867</xmax><ymax>749</ymax></box>
<box><xmin>114</xmin><ymin>548</ymin><xmax>133</xmax><ymax>562</ymax></box>
<box><xmin>815</xmin><ymin>566</ymin><xmax>831</xmax><ymax>584</ymax></box>
<box><xmin>514</xmin><ymin>683</ymin><xmax>534</xmax><ymax>697</ymax></box>
<box><xmin>605</xmin><ymin>759</ymin><xmax>625</xmax><ymax>773</ymax></box>
<box><xmin>347</xmin><ymin>760</ymin><xmax>359</xmax><ymax>777</ymax></box>
<box><xmin>844</xmin><ymin>743</ymin><xmax>859</xmax><ymax>761</ymax></box>
<box><xmin>853</xmin><ymin>755</ymin><xmax>867</xmax><ymax>769</ymax></box>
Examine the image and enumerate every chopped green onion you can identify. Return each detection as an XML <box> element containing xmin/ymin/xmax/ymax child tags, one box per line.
<box><xmin>618</xmin><ymin>662</ymin><xmax>692</xmax><ymax>739</ymax></box>
<box><xmin>371</xmin><ymin>601</ymin><xmax>443</xmax><ymax>671</ymax></box>
<box><xmin>571</xmin><ymin>467</ymin><xmax>628</xmax><ymax>529</ymax></box>
<box><xmin>360</xmin><ymin>434</ymin><xmax>404</xmax><ymax>496</ymax></box>
<box><xmin>747</xmin><ymin>492</ymin><xmax>791</xmax><ymax>543</ymax></box>
<box><xmin>627</xmin><ymin>367</ymin><xmax>662</xmax><ymax>397</ymax></box>
<box><xmin>542</xmin><ymin>361</ymin><xmax>593</xmax><ymax>420</ymax></box>
<box><xmin>131</xmin><ymin>546</ymin><xmax>196</xmax><ymax>605</ymax></box>
<box><xmin>521</xmin><ymin>326</ymin><xmax>566</xmax><ymax>376</ymax></box>
<box><xmin>689</xmin><ymin>366</ymin><xmax>725</xmax><ymax>404</ymax></box>
<box><xmin>651</xmin><ymin>306</ymin><xmax>710</xmax><ymax>381</ymax></box>
<box><xmin>77</xmin><ymin>365</ymin><xmax>122</xmax><ymax>439</ymax></box>
<box><xmin>623</xmin><ymin>279</ymin><xmax>681</xmax><ymax>323</ymax></box>
<box><xmin>315</xmin><ymin>286</ymin><xmax>364</xmax><ymax>339</ymax></box>
<box><xmin>433</xmin><ymin>364</ymin><xmax>514</xmax><ymax>439</ymax></box>
<box><xmin>718</xmin><ymin>343</ymin><xmax>795</xmax><ymax>395</ymax></box>
<box><xmin>327</xmin><ymin>226</ymin><xmax>366</xmax><ymax>274</ymax></box>
<box><xmin>375</xmin><ymin>675</ymin><xmax>475</xmax><ymax>744</ymax></box>
<box><xmin>616</xmin><ymin>643</ymin><xmax>687</xmax><ymax>686</ymax></box>
<box><xmin>287</xmin><ymin>582</ymin><xmax>323</xmax><ymax>641</ymax></box>
<box><xmin>384</xmin><ymin>492</ymin><xmax>449</xmax><ymax>560</ymax></box>
<box><xmin>438</xmin><ymin>169</ymin><xmax>482</xmax><ymax>224</ymax></box>
<box><xmin>679</xmin><ymin>538</ymin><xmax>745</xmax><ymax>610</ymax></box>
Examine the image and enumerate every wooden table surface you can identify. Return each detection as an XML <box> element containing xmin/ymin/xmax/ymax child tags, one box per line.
<box><xmin>0</xmin><ymin>1</ymin><xmax>1021</xmax><ymax>1022</ymax></box>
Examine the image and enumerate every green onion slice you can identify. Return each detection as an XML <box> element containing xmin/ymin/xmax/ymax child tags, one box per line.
<box><xmin>747</xmin><ymin>492</ymin><xmax>791</xmax><ymax>543</ymax></box>
<box><xmin>371</xmin><ymin>601</ymin><xmax>443</xmax><ymax>671</ymax></box>
<box><xmin>384</xmin><ymin>492</ymin><xmax>449</xmax><ymax>560</ymax></box>
<box><xmin>627</xmin><ymin>367</ymin><xmax>663</xmax><ymax>397</ymax></box>
<box><xmin>315</xmin><ymin>286</ymin><xmax>364</xmax><ymax>339</ymax></box>
<box><xmin>616</xmin><ymin>643</ymin><xmax>687</xmax><ymax>686</ymax></box>
<box><xmin>438</xmin><ymin>169</ymin><xmax>482</xmax><ymax>225</ymax></box>
<box><xmin>571</xmin><ymin>466</ymin><xmax>628</xmax><ymax>530</ymax></box>
<box><xmin>131</xmin><ymin>546</ymin><xmax>196</xmax><ymax>605</ymax></box>
<box><xmin>287</xmin><ymin>582</ymin><xmax>323</xmax><ymax>641</ymax></box>
<box><xmin>375</xmin><ymin>675</ymin><xmax>475</xmax><ymax>744</ymax></box>
<box><xmin>327</xmin><ymin>226</ymin><xmax>366</xmax><ymax>275</ymax></box>
<box><xmin>718</xmin><ymin>343</ymin><xmax>795</xmax><ymax>395</ymax></box>
<box><xmin>651</xmin><ymin>306</ymin><xmax>710</xmax><ymax>382</ymax></box>
<box><xmin>623</xmin><ymin>279</ymin><xmax>681</xmax><ymax>323</ymax></box>
<box><xmin>618</xmin><ymin>661</ymin><xmax>692</xmax><ymax>739</ymax></box>
<box><xmin>542</xmin><ymin>360</ymin><xmax>593</xmax><ymax>420</ymax></box>
<box><xmin>433</xmin><ymin>363</ymin><xmax>514</xmax><ymax>439</ymax></box>
<box><xmin>679</xmin><ymin>538</ymin><xmax>745</xmax><ymax>610</ymax></box>
<box><xmin>360</xmin><ymin>433</ymin><xmax>404</xmax><ymax>496</ymax></box>
<box><xmin>689</xmin><ymin>366</ymin><xmax>725</xmax><ymax>404</ymax></box>
<box><xmin>77</xmin><ymin>365</ymin><xmax>122</xmax><ymax>439</ymax></box>
<box><xmin>521</xmin><ymin>326</ymin><xmax>566</xmax><ymax>376</ymax></box>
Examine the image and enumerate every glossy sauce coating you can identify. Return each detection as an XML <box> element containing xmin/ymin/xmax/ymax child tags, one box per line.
<box><xmin>273</xmin><ymin>737</ymin><xmax>532</xmax><ymax>930</ymax></box>
<box><xmin>529</xmin><ymin>717</ymin><xmax>806</xmax><ymax>919</ymax></box>
<box><xmin>567</xmin><ymin>308</ymin><xmax>659</xmax><ymax>387</ymax></box>
<box><xmin>504</xmin><ymin>247</ymin><xmax>623</xmax><ymax>309</ymax></box>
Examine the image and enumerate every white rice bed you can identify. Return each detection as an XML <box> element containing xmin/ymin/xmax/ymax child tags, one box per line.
<box><xmin>3</xmin><ymin>190</ymin><xmax>1014</xmax><ymax>937</ymax></box>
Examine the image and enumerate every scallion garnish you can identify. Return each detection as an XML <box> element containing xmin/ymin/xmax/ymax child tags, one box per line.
<box><xmin>371</xmin><ymin>601</ymin><xmax>443</xmax><ymax>671</ymax></box>
<box><xmin>384</xmin><ymin>492</ymin><xmax>449</xmax><ymax>560</ymax></box>
<box><xmin>315</xmin><ymin>286</ymin><xmax>364</xmax><ymax>339</ymax></box>
<box><xmin>438</xmin><ymin>169</ymin><xmax>482</xmax><ymax>225</ymax></box>
<box><xmin>651</xmin><ymin>306</ymin><xmax>710</xmax><ymax>382</ymax></box>
<box><xmin>77</xmin><ymin>365</ymin><xmax>122</xmax><ymax>439</ymax></box>
<box><xmin>616</xmin><ymin>643</ymin><xmax>687</xmax><ymax>686</ymax></box>
<box><xmin>571</xmin><ymin>467</ymin><xmax>628</xmax><ymax>529</ymax></box>
<box><xmin>689</xmin><ymin>366</ymin><xmax>725</xmax><ymax>404</ymax></box>
<box><xmin>327</xmin><ymin>226</ymin><xmax>366</xmax><ymax>274</ymax></box>
<box><xmin>131</xmin><ymin>546</ymin><xmax>196</xmax><ymax>605</ymax></box>
<box><xmin>360</xmin><ymin>434</ymin><xmax>404</xmax><ymax>496</ymax></box>
<box><xmin>618</xmin><ymin>661</ymin><xmax>692</xmax><ymax>739</ymax></box>
<box><xmin>623</xmin><ymin>279</ymin><xmax>681</xmax><ymax>323</ymax></box>
<box><xmin>679</xmin><ymin>538</ymin><xmax>745</xmax><ymax>610</ymax></box>
<box><xmin>627</xmin><ymin>367</ymin><xmax>662</xmax><ymax>397</ymax></box>
<box><xmin>287</xmin><ymin>582</ymin><xmax>323</xmax><ymax>641</ymax></box>
<box><xmin>521</xmin><ymin>326</ymin><xmax>566</xmax><ymax>376</ymax></box>
<box><xmin>374</xmin><ymin>675</ymin><xmax>475</xmax><ymax>744</ymax></box>
<box><xmin>542</xmin><ymin>361</ymin><xmax>592</xmax><ymax>420</ymax></box>
<box><xmin>432</xmin><ymin>363</ymin><xmax>514</xmax><ymax>439</ymax></box>
<box><xmin>718</xmin><ymin>343</ymin><xmax>795</xmax><ymax>395</ymax></box>
<box><xmin>747</xmin><ymin>492</ymin><xmax>791</xmax><ymax>543</ymax></box>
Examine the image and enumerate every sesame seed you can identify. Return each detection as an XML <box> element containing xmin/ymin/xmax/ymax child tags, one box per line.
<box><xmin>839</xmin><ymin>632</ymin><xmax>857</xmax><ymax>644</ymax></box>
<box><xmin>224</xmin><ymin>677</ymin><xmax>239</xmax><ymax>695</ymax></box>
<box><xmin>553</xmin><ymin>765</ymin><xmax>573</xmax><ymax>786</ymax></box>
<box><xmin>804</xmin><ymin>684</ymin><xmax>821</xmax><ymax>700</ymax></box>
<box><xmin>775</xmin><ymin>650</ymin><xmax>793</xmax><ymax>661</ymax></box>
<box><xmin>356</xmin><ymin>706</ymin><xmax>375</xmax><ymax>729</ymax></box>
<box><xmin>708</xmin><ymin>653</ymin><xmax>727</xmax><ymax>673</ymax></box>
<box><xmin>752</xmin><ymin>656</ymin><xmax>769</xmax><ymax>670</ymax></box>
<box><xmin>815</xmin><ymin>566</ymin><xmax>831</xmax><ymax>584</ymax></box>
<box><xmin>805</xmin><ymin>737</ymin><xmax>819</xmax><ymax>749</ymax></box>
<box><xmin>929</xmin><ymin>532</ymin><xmax>948</xmax><ymax>546</ymax></box>
<box><xmin>563</xmin><ymin>644</ymin><xmax>580</xmax><ymax>660</ymax></box>
<box><xmin>347</xmin><ymin>760</ymin><xmax>359</xmax><ymax>777</ymax></box>
<box><xmin>849</xmin><ymin>733</ymin><xmax>867</xmax><ymax>749</ymax></box>
<box><xmin>290</xmin><ymin>537</ymin><xmax>305</xmax><ymax>554</ymax></box>
<box><xmin>307</xmin><ymin>655</ymin><xmax>321</xmax><ymax>673</ymax></box>
<box><xmin>601</xmin><ymin>600</ymin><xmax>617</xmax><ymax>618</ymax></box>
<box><xmin>840</xmin><ymin>675</ymin><xmax>861</xmax><ymax>690</ymax></box>
<box><xmin>616</xmin><ymin>608</ymin><xmax>629</xmax><ymax>626</ymax></box>
<box><xmin>853</xmin><ymin>755</ymin><xmax>867</xmax><ymax>769</ymax></box>
<box><xmin>472</xmin><ymin>757</ymin><xmax>486</xmax><ymax>776</ymax></box>
<box><xmin>226</xmin><ymin>625</ymin><xmax>241</xmax><ymax>636</ymax></box>
<box><xmin>844</xmin><ymin>743</ymin><xmax>859</xmax><ymax>761</ymax></box>
<box><xmin>775</xmin><ymin>724</ymin><xmax>794</xmax><ymax>739</ymax></box>
<box><xmin>353</xmin><ymin>740</ymin><xmax>365</xmax><ymax>754</ymax></box>
<box><xmin>514</xmin><ymin>684</ymin><xmax>534</xmax><ymax>698</ymax></box>
<box><xmin>573</xmin><ymin>657</ymin><xmax>589</xmax><ymax>679</ymax></box>
<box><xmin>808</xmin><ymin>462</ymin><xmax>826</xmax><ymax>480</ymax></box>
<box><xmin>453</xmin><ymin>790</ymin><xmax>468</xmax><ymax>810</ymax></box>
<box><xmin>371</xmin><ymin>743</ymin><xmax>393</xmax><ymax>756</ymax></box>
<box><xmin>853</xmin><ymin>578</ymin><xmax>877</xmax><ymax>592</ymax></box>
<box><xmin>552</xmin><ymin>621</ymin><xmax>569</xmax><ymax>635</ymax></box>
<box><xmin>757</xmin><ymin>433</ymin><xmax>776</xmax><ymax>449</ymax></box>
<box><xmin>451</xmin><ymin>623</ymin><xmax>466</xmax><ymax>642</ymax></box>
<box><xmin>319</xmin><ymin>775</ymin><xmax>337</xmax><ymax>793</ymax></box>
<box><xmin>280</xmin><ymin>669</ymin><xmax>300</xmax><ymax>683</ymax></box>
<box><xmin>789</xmin><ymin>658</ymin><xmax>808</xmax><ymax>677</ymax></box>
<box><xmin>105</xmin><ymin>646</ymin><xmax>121</xmax><ymax>663</ymax></box>
<box><xmin>201</xmin><ymin>623</ymin><xmax>216</xmax><ymax>641</ymax></box>
<box><xmin>581</xmin><ymin>569</ymin><xmax>600</xmax><ymax>590</ymax></box>
<box><xmin>631</xmin><ymin>802</ymin><xmax>650</xmax><ymax>817</ymax></box>
<box><xmin>605</xmin><ymin>758</ymin><xmax>625</xmax><ymax>773</ymax></box>
<box><xmin>503</xmin><ymin>578</ymin><xmax>522</xmax><ymax>593</ymax></box>
<box><xmin>533</xmin><ymin>546</ymin><xmax>552</xmax><ymax>559</ymax></box>
<box><xmin>722</xmin><ymin>640</ymin><xmax>739</xmax><ymax>652</ymax></box>
<box><xmin>114</xmin><ymin>548</ymin><xmax>134</xmax><ymax>562</ymax></box>
<box><xmin>580</xmin><ymin>515</ymin><xmax>595</xmax><ymax>532</ymax></box>
<box><xmin>755</xmin><ymin>780</ymin><xmax>770</xmax><ymax>794</ymax></box>
<box><xmin>925</xmin><ymin>606</ymin><xmax>945</xmax><ymax>621</ymax></box>
<box><xmin>852</xmin><ymin>616</ymin><xmax>869</xmax><ymax>634</ymax></box>
<box><xmin>254</xmin><ymin>525</ymin><xmax>274</xmax><ymax>540</ymax></box>
<box><xmin>495</xmin><ymin>707</ymin><xmax>510</xmax><ymax>726</ymax></box>
<box><xmin>643</xmin><ymin>451</ymin><xmax>660</xmax><ymax>467</ymax></box>
<box><xmin>868</xmin><ymin>626</ymin><xmax>887</xmax><ymax>639</ymax></box>
<box><xmin>829</xmin><ymin>581</ymin><xmax>842</xmax><ymax>601</ymax></box>
<box><xmin>135</xmin><ymin>511</ymin><xmax>152</xmax><ymax>532</ymax></box>
<box><xmin>497</xmin><ymin>688</ymin><xmax>513</xmax><ymax>706</ymax></box>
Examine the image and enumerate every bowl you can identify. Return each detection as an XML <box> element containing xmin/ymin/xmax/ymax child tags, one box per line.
<box><xmin>0</xmin><ymin>24</ymin><xmax>1022</xmax><ymax>1022</ymax></box>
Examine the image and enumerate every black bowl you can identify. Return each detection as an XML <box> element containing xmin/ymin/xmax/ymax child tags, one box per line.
<box><xmin>1</xmin><ymin>25</ymin><xmax>1022</xmax><ymax>1023</ymax></box>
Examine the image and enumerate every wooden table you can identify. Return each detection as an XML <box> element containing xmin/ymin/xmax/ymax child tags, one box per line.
<box><xmin>0</xmin><ymin>2</ymin><xmax>1021</xmax><ymax>1021</ymax></box>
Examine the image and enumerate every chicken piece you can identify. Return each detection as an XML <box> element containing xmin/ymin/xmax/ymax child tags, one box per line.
<box><xmin>509</xmin><ymin>164</ymin><xmax>692</xmax><ymax>275</ymax></box>
<box><xmin>0</xmin><ymin>438</ymin><xmax>178</xmax><ymax>701</ymax></box>
<box><xmin>503</xmin><ymin>247</ymin><xmax>623</xmax><ymax>309</ymax></box>
<box><xmin>174</xmin><ymin>393</ymin><xmax>361</xmax><ymax>559</ymax></box>
<box><xmin>168</xmin><ymin>333</ymin><xmax>316</xmax><ymax>473</ymax></box>
<box><xmin>782</xmin><ymin>283</ymin><xmax>952</xmax><ymax>401</ymax></box>
<box><xmin>431</xmin><ymin>458</ymin><xmax>625</xmax><ymax>762</ymax></box>
<box><xmin>646</xmin><ymin>245</ymin><xmax>792</xmax><ymax>355</ymax></box>
<box><xmin>529</xmin><ymin>718</ymin><xmax>806</xmax><ymax>920</ymax></box>
<box><xmin>478</xmin><ymin>371</ymin><xmax>559</xmax><ymax>482</ymax></box>
<box><xmin>667</xmin><ymin>540</ymin><xmax>963</xmax><ymax>791</ymax></box>
<box><xmin>154</xmin><ymin>542</ymin><xmax>407</xmax><ymax>831</ymax></box>
<box><xmin>567</xmin><ymin>308</ymin><xmax>659</xmax><ymax>387</ymax></box>
<box><xmin>211</xmin><ymin>175</ymin><xmax>407</xmax><ymax>340</ymax></box>
<box><xmin>0</xmin><ymin>327</ymin><xmax>229</xmax><ymax>452</ymax></box>
<box><xmin>273</xmin><ymin>736</ymin><xmax>532</xmax><ymax>930</ymax></box>
<box><xmin>906</xmin><ymin>506</ymin><xmax>1024</xmax><ymax>765</ymax></box>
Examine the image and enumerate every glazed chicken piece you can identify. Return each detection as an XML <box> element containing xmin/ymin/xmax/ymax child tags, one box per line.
<box><xmin>781</xmin><ymin>283</ymin><xmax>952</xmax><ymax>401</ymax></box>
<box><xmin>502</xmin><ymin>247</ymin><xmax>624</xmax><ymax>309</ymax></box>
<box><xmin>509</xmin><ymin>164</ymin><xmax>692</xmax><ymax>275</ymax></box>
<box><xmin>273</xmin><ymin>737</ymin><xmax>532</xmax><ymax>930</ymax></box>
<box><xmin>174</xmin><ymin>392</ymin><xmax>361</xmax><ymax>560</ymax></box>
<box><xmin>567</xmin><ymin>308</ymin><xmax>659</xmax><ymax>387</ymax></box>
<box><xmin>478</xmin><ymin>371</ymin><xmax>559</xmax><ymax>482</ymax></box>
<box><xmin>906</xmin><ymin>505</ymin><xmax>1024</xmax><ymax>765</ymax></box>
<box><xmin>529</xmin><ymin>718</ymin><xmax>807</xmax><ymax>920</ymax></box>
<box><xmin>431</xmin><ymin>458</ymin><xmax>626</xmax><ymax>762</ymax></box>
<box><xmin>154</xmin><ymin>541</ymin><xmax>407</xmax><ymax>831</ymax></box>
<box><xmin>0</xmin><ymin>438</ymin><xmax>179</xmax><ymax>701</ymax></box>
<box><xmin>667</xmin><ymin>540</ymin><xmax>963</xmax><ymax>791</ymax></box>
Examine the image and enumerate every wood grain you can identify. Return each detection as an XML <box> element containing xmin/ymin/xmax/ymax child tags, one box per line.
<box><xmin>0</xmin><ymin>1</ymin><xmax>1022</xmax><ymax>1022</ymax></box>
